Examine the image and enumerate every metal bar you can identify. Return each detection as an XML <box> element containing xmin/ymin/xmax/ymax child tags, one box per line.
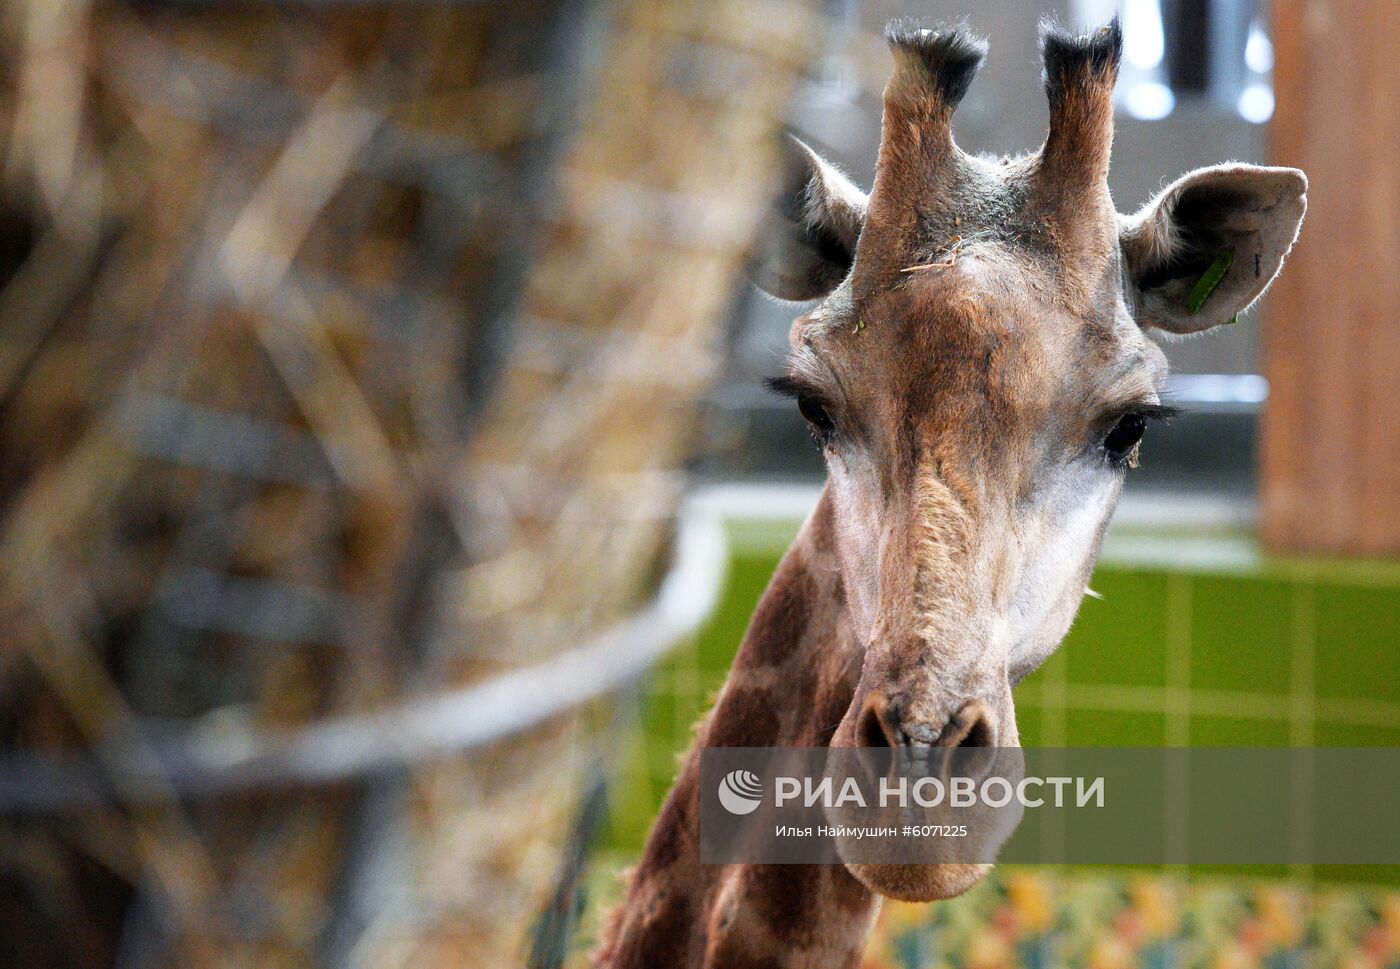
<box><xmin>0</xmin><ymin>493</ymin><xmax>728</xmax><ymax>810</ymax></box>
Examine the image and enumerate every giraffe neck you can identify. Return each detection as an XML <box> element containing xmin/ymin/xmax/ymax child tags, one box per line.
<box><xmin>596</xmin><ymin>488</ymin><xmax>881</xmax><ymax>968</ymax></box>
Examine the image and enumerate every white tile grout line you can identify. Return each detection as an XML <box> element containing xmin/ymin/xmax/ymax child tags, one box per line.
<box><xmin>1289</xmin><ymin>570</ymin><xmax>1317</xmax><ymax>747</ymax></box>
<box><xmin>1288</xmin><ymin>568</ymin><xmax>1317</xmax><ymax>882</ymax></box>
<box><xmin>1018</xmin><ymin>684</ymin><xmax>1400</xmax><ymax>727</ymax></box>
<box><xmin>1038</xmin><ymin>654</ymin><xmax>1070</xmax><ymax>860</ymax></box>
<box><xmin>1165</xmin><ymin>573</ymin><xmax>1194</xmax><ymax>745</ymax></box>
<box><xmin>1038</xmin><ymin>654</ymin><xmax>1069</xmax><ymax>747</ymax></box>
<box><xmin>1164</xmin><ymin>573</ymin><xmax>1193</xmax><ymax>874</ymax></box>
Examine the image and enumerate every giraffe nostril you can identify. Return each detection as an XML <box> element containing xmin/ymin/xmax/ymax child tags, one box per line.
<box><xmin>859</xmin><ymin>695</ymin><xmax>997</xmax><ymax>749</ymax></box>
<box><xmin>857</xmin><ymin>691</ymin><xmax>902</xmax><ymax>748</ymax></box>
<box><xmin>935</xmin><ymin>700</ymin><xmax>995</xmax><ymax>748</ymax></box>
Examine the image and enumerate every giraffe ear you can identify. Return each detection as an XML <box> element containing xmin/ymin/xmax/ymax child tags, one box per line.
<box><xmin>1119</xmin><ymin>164</ymin><xmax>1307</xmax><ymax>334</ymax></box>
<box><xmin>749</xmin><ymin>136</ymin><xmax>867</xmax><ymax>301</ymax></box>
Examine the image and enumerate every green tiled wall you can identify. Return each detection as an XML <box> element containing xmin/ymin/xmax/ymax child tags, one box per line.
<box><xmin>606</xmin><ymin>520</ymin><xmax>1400</xmax><ymax>885</ymax></box>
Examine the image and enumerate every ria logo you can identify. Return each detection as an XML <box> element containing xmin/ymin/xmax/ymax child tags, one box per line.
<box><xmin>717</xmin><ymin>769</ymin><xmax>763</xmax><ymax>815</ymax></box>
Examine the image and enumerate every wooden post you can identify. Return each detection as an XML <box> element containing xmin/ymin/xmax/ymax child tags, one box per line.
<box><xmin>1262</xmin><ymin>0</ymin><xmax>1400</xmax><ymax>556</ymax></box>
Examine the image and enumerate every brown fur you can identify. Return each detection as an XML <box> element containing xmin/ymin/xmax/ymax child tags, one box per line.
<box><xmin>596</xmin><ymin>495</ymin><xmax>871</xmax><ymax>967</ymax></box>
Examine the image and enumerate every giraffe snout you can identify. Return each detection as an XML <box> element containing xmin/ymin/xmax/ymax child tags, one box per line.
<box><xmin>856</xmin><ymin>692</ymin><xmax>998</xmax><ymax>750</ymax></box>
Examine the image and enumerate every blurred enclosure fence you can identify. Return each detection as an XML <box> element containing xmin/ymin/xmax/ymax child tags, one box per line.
<box><xmin>0</xmin><ymin>0</ymin><xmax>817</xmax><ymax>966</ymax></box>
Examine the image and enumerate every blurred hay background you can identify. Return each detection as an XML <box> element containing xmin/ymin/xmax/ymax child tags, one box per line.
<box><xmin>0</xmin><ymin>0</ymin><xmax>816</xmax><ymax>965</ymax></box>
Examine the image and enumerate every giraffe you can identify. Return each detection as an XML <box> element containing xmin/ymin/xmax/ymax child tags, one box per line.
<box><xmin>596</xmin><ymin>18</ymin><xmax>1306</xmax><ymax>968</ymax></box>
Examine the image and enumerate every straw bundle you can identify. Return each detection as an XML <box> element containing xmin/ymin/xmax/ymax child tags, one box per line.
<box><xmin>0</xmin><ymin>0</ymin><xmax>814</xmax><ymax>965</ymax></box>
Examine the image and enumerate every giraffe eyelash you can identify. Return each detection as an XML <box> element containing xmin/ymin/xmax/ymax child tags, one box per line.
<box><xmin>766</xmin><ymin>374</ymin><xmax>838</xmax><ymax>445</ymax></box>
<box><xmin>765</xmin><ymin>374</ymin><xmax>825</xmax><ymax>404</ymax></box>
<box><xmin>1117</xmin><ymin>402</ymin><xmax>1180</xmax><ymax>423</ymax></box>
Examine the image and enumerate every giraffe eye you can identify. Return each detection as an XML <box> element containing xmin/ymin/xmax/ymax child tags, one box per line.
<box><xmin>1102</xmin><ymin>412</ymin><xmax>1148</xmax><ymax>466</ymax></box>
<box><xmin>764</xmin><ymin>374</ymin><xmax>839</xmax><ymax>448</ymax></box>
<box><xmin>800</xmin><ymin>394</ymin><xmax>828</xmax><ymax>434</ymax></box>
<box><xmin>796</xmin><ymin>394</ymin><xmax>836</xmax><ymax>439</ymax></box>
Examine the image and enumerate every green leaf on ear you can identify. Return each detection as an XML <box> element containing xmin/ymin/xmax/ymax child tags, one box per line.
<box><xmin>1186</xmin><ymin>250</ymin><xmax>1233</xmax><ymax>314</ymax></box>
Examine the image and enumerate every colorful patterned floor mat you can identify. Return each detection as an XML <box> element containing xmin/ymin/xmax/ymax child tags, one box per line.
<box><xmin>865</xmin><ymin>870</ymin><xmax>1400</xmax><ymax>969</ymax></box>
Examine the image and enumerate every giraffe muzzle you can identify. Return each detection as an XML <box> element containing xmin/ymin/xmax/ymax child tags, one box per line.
<box><xmin>856</xmin><ymin>692</ymin><xmax>998</xmax><ymax>751</ymax></box>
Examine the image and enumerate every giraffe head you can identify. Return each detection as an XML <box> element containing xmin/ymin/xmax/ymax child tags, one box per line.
<box><xmin>754</xmin><ymin>20</ymin><xmax>1305</xmax><ymax>900</ymax></box>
